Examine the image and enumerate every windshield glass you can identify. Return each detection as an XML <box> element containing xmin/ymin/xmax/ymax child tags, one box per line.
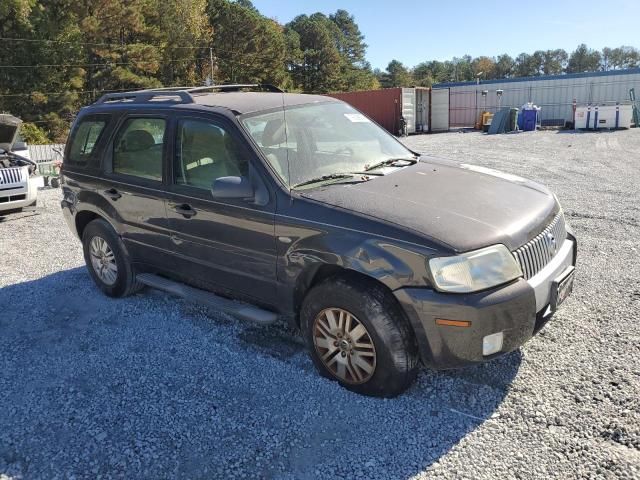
<box><xmin>240</xmin><ymin>102</ymin><xmax>415</xmax><ymax>188</ymax></box>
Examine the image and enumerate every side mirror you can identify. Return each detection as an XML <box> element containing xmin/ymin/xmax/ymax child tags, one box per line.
<box><xmin>12</xmin><ymin>141</ymin><xmax>27</xmax><ymax>151</ymax></box>
<box><xmin>211</xmin><ymin>176</ymin><xmax>254</xmax><ymax>199</ymax></box>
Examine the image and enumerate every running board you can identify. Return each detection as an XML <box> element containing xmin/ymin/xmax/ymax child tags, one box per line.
<box><xmin>136</xmin><ymin>273</ymin><xmax>277</xmax><ymax>325</ymax></box>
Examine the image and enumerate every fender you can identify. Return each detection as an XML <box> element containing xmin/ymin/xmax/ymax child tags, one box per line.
<box><xmin>274</xmin><ymin>196</ymin><xmax>445</xmax><ymax>317</ymax></box>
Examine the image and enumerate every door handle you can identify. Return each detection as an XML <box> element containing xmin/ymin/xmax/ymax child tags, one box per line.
<box><xmin>103</xmin><ymin>188</ymin><xmax>121</xmax><ymax>200</ymax></box>
<box><xmin>173</xmin><ymin>204</ymin><xmax>197</xmax><ymax>218</ymax></box>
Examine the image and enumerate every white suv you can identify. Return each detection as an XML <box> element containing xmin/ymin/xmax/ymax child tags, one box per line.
<box><xmin>0</xmin><ymin>114</ymin><xmax>43</xmax><ymax>213</ymax></box>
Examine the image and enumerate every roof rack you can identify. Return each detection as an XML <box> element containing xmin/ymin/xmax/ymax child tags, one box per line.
<box><xmin>182</xmin><ymin>84</ymin><xmax>283</xmax><ymax>93</ymax></box>
<box><xmin>94</xmin><ymin>90</ymin><xmax>194</xmax><ymax>105</ymax></box>
<box><xmin>93</xmin><ymin>83</ymin><xmax>283</xmax><ymax>105</ymax></box>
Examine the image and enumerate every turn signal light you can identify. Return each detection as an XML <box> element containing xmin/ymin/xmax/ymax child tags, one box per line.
<box><xmin>435</xmin><ymin>318</ymin><xmax>472</xmax><ymax>328</ymax></box>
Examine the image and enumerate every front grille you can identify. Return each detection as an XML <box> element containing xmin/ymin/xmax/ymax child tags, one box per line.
<box><xmin>0</xmin><ymin>167</ymin><xmax>26</xmax><ymax>185</ymax></box>
<box><xmin>513</xmin><ymin>212</ymin><xmax>567</xmax><ymax>280</ymax></box>
<box><xmin>0</xmin><ymin>194</ymin><xmax>26</xmax><ymax>203</ymax></box>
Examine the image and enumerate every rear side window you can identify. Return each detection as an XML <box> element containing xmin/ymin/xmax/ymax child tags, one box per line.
<box><xmin>67</xmin><ymin>119</ymin><xmax>107</xmax><ymax>165</ymax></box>
<box><xmin>113</xmin><ymin>118</ymin><xmax>165</xmax><ymax>181</ymax></box>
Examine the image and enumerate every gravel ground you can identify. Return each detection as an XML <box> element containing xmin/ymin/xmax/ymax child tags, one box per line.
<box><xmin>1</xmin><ymin>129</ymin><xmax>639</xmax><ymax>479</ymax></box>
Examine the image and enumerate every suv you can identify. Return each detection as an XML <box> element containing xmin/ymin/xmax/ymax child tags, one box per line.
<box><xmin>61</xmin><ymin>85</ymin><xmax>577</xmax><ymax>397</ymax></box>
<box><xmin>0</xmin><ymin>114</ymin><xmax>42</xmax><ymax>213</ymax></box>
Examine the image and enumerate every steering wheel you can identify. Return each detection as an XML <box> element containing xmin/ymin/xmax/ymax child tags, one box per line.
<box><xmin>335</xmin><ymin>146</ymin><xmax>354</xmax><ymax>157</ymax></box>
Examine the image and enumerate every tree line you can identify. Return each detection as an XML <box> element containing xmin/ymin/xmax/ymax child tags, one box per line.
<box><xmin>1</xmin><ymin>0</ymin><xmax>639</xmax><ymax>142</ymax></box>
<box><xmin>1</xmin><ymin>0</ymin><xmax>378</xmax><ymax>142</ymax></box>
<box><xmin>377</xmin><ymin>44</ymin><xmax>640</xmax><ymax>88</ymax></box>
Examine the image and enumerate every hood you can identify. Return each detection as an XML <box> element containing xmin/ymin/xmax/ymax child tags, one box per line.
<box><xmin>0</xmin><ymin>114</ymin><xmax>22</xmax><ymax>152</ymax></box>
<box><xmin>299</xmin><ymin>157</ymin><xmax>559</xmax><ymax>252</ymax></box>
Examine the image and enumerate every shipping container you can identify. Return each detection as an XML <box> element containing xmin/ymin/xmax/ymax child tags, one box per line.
<box><xmin>327</xmin><ymin>87</ymin><xmax>436</xmax><ymax>135</ymax></box>
<box><xmin>434</xmin><ymin>68</ymin><xmax>640</xmax><ymax>128</ymax></box>
<box><xmin>327</xmin><ymin>88</ymin><xmax>405</xmax><ymax>135</ymax></box>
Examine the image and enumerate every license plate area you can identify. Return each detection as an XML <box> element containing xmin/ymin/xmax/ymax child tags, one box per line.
<box><xmin>550</xmin><ymin>266</ymin><xmax>575</xmax><ymax>311</ymax></box>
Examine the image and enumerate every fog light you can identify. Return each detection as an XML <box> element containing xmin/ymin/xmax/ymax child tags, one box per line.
<box><xmin>482</xmin><ymin>332</ymin><xmax>504</xmax><ymax>356</ymax></box>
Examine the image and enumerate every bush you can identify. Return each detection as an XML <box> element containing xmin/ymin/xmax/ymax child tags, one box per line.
<box><xmin>20</xmin><ymin>123</ymin><xmax>51</xmax><ymax>144</ymax></box>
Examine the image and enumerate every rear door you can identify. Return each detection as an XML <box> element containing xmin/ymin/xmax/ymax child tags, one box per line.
<box><xmin>165</xmin><ymin>113</ymin><xmax>277</xmax><ymax>304</ymax></box>
<box><xmin>100</xmin><ymin>112</ymin><xmax>173</xmax><ymax>265</ymax></box>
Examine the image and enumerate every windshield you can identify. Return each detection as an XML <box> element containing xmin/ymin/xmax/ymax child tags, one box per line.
<box><xmin>240</xmin><ymin>102</ymin><xmax>415</xmax><ymax>188</ymax></box>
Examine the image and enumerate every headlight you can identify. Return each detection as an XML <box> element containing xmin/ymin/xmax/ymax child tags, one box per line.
<box><xmin>428</xmin><ymin>244</ymin><xmax>522</xmax><ymax>293</ymax></box>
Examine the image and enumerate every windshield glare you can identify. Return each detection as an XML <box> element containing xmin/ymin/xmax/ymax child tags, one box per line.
<box><xmin>240</xmin><ymin>102</ymin><xmax>414</xmax><ymax>188</ymax></box>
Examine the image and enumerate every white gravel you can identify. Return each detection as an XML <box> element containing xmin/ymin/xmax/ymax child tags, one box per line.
<box><xmin>1</xmin><ymin>129</ymin><xmax>639</xmax><ymax>479</ymax></box>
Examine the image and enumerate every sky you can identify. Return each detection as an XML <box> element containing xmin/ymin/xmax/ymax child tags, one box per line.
<box><xmin>251</xmin><ymin>0</ymin><xmax>640</xmax><ymax>70</ymax></box>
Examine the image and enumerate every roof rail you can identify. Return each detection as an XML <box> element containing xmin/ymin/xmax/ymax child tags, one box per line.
<box><xmin>94</xmin><ymin>90</ymin><xmax>194</xmax><ymax>105</ymax></box>
<box><xmin>183</xmin><ymin>84</ymin><xmax>283</xmax><ymax>93</ymax></box>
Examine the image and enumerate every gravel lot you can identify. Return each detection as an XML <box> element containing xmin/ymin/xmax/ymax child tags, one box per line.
<box><xmin>1</xmin><ymin>129</ymin><xmax>639</xmax><ymax>479</ymax></box>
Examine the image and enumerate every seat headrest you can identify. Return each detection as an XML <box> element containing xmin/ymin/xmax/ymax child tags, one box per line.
<box><xmin>183</xmin><ymin>122</ymin><xmax>225</xmax><ymax>151</ymax></box>
<box><xmin>261</xmin><ymin>118</ymin><xmax>286</xmax><ymax>147</ymax></box>
<box><xmin>123</xmin><ymin>130</ymin><xmax>155</xmax><ymax>152</ymax></box>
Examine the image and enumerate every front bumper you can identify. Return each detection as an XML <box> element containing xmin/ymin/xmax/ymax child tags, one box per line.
<box><xmin>0</xmin><ymin>175</ymin><xmax>42</xmax><ymax>212</ymax></box>
<box><xmin>395</xmin><ymin>237</ymin><xmax>576</xmax><ymax>369</ymax></box>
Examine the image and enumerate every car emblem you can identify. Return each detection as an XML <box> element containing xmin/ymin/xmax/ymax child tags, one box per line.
<box><xmin>546</xmin><ymin>232</ymin><xmax>557</xmax><ymax>255</ymax></box>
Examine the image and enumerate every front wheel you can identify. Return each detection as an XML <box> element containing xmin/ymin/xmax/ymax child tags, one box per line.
<box><xmin>301</xmin><ymin>276</ymin><xmax>419</xmax><ymax>397</ymax></box>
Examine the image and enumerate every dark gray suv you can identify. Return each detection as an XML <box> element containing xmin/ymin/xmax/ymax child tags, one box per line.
<box><xmin>60</xmin><ymin>85</ymin><xmax>577</xmax><ymax>397</ymax></box>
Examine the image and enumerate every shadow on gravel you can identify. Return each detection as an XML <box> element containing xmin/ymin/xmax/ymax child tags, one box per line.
<box><xmin>1</xmin><ymin>268</ymin><xmax>522</xmax><ymax>479</ymax></box>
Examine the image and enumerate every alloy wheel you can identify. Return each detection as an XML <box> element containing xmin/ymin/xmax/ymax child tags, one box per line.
<box><xmin>313</xmin><ymin>307</ymin><xmax>376</xmax><ymax>384</ymax></box>
<box><xmin>89</xmin><ymin>236</ymin><xmax>118</xmax><ymax>285</ymax></box>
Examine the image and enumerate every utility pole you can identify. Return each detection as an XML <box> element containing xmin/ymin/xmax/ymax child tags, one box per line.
<box><xmin>209</xmin><ymin>47</ymin><xmax>215</xmax><ymax>85</ymax></box>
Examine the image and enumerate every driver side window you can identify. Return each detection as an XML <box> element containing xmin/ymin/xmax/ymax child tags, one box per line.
<box><xmin>175</xmin><ymin>119</ymin><xmax>247</xmax><ymax>190</ymax></box>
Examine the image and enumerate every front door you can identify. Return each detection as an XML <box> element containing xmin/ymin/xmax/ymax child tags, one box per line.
<box><xmin>165</xmin><ymin>114</ymin><xmax>277</xmax><ymax>304</ymax></box>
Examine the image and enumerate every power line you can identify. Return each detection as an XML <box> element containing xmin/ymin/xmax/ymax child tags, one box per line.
<box><xmin>0</xmin><ymin>57</ymin><xmax>210</xmax><ymax>69</ymax></box>
<box><xmin>0</xmin><ymin>36</ymin><xmax>278</xmax><ymax>62</ymax></box>
<box><xmin>0</xmin><ymin>36</ymin><xmax>209</xmax><ymax>50</ymax></box>
<box><xmin>0</xmin><ymin>87</ymin><xmax>148</xmax><ymax>98</ymax></box>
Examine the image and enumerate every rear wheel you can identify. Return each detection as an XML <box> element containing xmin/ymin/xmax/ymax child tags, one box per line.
<box><xmin>82</xmin><ymin>219</ymin><xmax>143</xmax><ymax>297</ymax></box>
<box><xmin>301</xmin><ymin>275</ymin><xmax>418</xmax><ymax>397</ymax></box>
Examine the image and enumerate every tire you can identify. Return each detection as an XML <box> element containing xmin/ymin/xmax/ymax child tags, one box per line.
<box><xmin>82</xmin><ymin>219</ymin><xmax>143</xmax><ymax>297</ymax></box>
<box><xmin>301</xmin><ymin>275</ymin><xmax>419</xmax><ymax>397</ymax></box>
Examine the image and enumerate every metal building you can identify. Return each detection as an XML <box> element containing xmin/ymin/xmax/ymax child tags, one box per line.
<box><xmin>434</xmin><ymin>68</ymin><xmax>640</xmax><ymax>128</ymax></box>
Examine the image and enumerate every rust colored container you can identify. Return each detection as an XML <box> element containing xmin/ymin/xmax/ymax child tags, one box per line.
<box><xmin>327</xmin><ymin>88</ymin><xmax>404</xmax><ymax>135</ymax></box>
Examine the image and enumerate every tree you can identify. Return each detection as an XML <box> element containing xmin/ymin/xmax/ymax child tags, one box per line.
<box><xmin>208</xmin><ymin>0</ymin><xmax>288</xmax><ymax>86</ymax></box>
<box><xmin>328</xmin><ymin>9</ymin><xmax>377</xmax><ymax>91</ymax></box>
<box><xmin>472</xmin><ymin>56</ymin><xmax>496</xmax><ymax>81</ymax></box>
<box><xmin>606</xmin><ymin>46</ymin><xmax>640</xmax><ymax>70</ymax></box>
<box><xmin>541</xmin><ymin>49</ymin><xmax>568</xmax><ymax>75</ymax></box>
<box><xmin>158</xmin><ymin>0</ymin><xmax>210</xmax><ymax>87</ymax></box>
<box><xmin>567</xmin><ymin>44</ymin><xmax>602</xmax><ymax>73</ymax></box>
<box><xmin>412</xmin><ymin>62</ymin><xmax>434</xmax><ymax>87</ymax></box>
<box><xmin>495</xmin><ymin>54</ymin><xmax>515</xmax><ymax>78</ymax></box>
<box><xmin>285</xmin><ymin>14</ymin><xmax>343</xmax><ymax>92</ymax></box>
<box><xmin>514</xmin><ymin>53</ymin><xmax>538</xmax><ymax>77</ymax></box>
<box><xmin>378</xmin><ymin>60</ymin><xmax>412</xmax><ymax>87</ymax></box>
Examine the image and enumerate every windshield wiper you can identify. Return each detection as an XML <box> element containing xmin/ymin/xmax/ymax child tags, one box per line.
<box><xmin>364</xmin><ymin>157</ymin><xmax>418</xmax><ymax>172</ymax></box>
<box><xmin>293</xmin><ymin>173</ymin><xmax>356</xmax><ymax>189</ymax></box>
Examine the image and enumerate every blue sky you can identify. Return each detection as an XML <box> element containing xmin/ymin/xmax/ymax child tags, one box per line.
<box><xmin>251</xmin><ymin>0</ymin><xmax>640</xmax><ymax>70</ymax></box>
